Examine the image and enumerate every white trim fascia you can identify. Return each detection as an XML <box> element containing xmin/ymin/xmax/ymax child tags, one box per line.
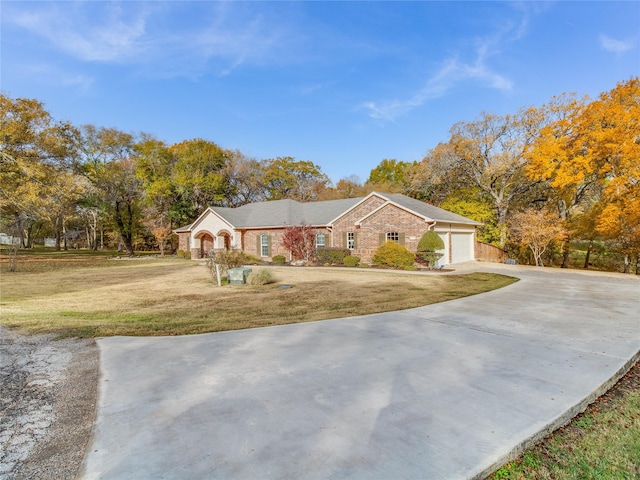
<box><xmin>354</xmin><ymin>200</ymin><xmax>433</xmax><ymax>226</ymax></box>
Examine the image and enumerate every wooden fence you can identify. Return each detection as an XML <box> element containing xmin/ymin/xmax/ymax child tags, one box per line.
<box><xmin>475</xmin><ymin>241</ymin><xmax>507</xmax><ymax>263</ymax></box>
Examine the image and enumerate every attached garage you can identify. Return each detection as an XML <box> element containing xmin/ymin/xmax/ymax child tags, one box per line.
<box><xmin>435</xmin><ymin>229</ymin><xmax>477</xmax><ymax>266</ymax></box>
<box><xmin>451</xmin><ymin>233</ymin><xmax>475</xmax><ymax>264</ymax></box>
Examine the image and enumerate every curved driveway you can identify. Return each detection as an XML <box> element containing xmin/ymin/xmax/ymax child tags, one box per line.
<box><xmin>81</xmin><ymin>265</ymin><xmax>639</xmax><ymax>480</ymax></box>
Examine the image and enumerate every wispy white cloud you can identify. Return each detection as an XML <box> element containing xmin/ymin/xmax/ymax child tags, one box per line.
<box><xmin>362</xmin><ymin>4</ymin><xmax>541</xmax><ymax>122</ymax></box>
<box><xmin>599</xmin><ymin>34</ymin><xmax>636</xmax><ymax>53</ymax></box>
<box><xmin>8</xmin><ymin>3</ymin><xmax>150</xmax><ymax>62</ymax></box>
<box><xmin>4</xmin><ymin>2</ymin><xmax>291</xmax><ymax>78</ymax></box>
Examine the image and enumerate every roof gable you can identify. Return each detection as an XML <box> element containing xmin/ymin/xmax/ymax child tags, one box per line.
<box><xmin>190</xmin><ymin>207</ymin><xmax>236</xmax><ymax>232</ymax></box>
<box><xmin>355</xmin><ymin>200</ymin><xmax>429</xmax><ymax>226</ymax></box>
<box><xmin>328</xmin><ymin>192</ymin><xmax>389</xmax><ymax>225</ymax></box>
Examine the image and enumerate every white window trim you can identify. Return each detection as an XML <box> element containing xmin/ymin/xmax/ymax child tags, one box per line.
<box><xmin>347</xmin><ymin>232</ymin><xmax>355</xmax><ymax>250</ymax></box>
<box><xmin>386</xmin><ymin>232</ymin><xmax>399</xmax><ymax>243</ymax></box>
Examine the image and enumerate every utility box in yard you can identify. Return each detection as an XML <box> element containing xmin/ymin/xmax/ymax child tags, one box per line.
<box><xmin>228</xmin><ymin>267</ymin><xmax>252</xmax><ymax>285</ymax></box>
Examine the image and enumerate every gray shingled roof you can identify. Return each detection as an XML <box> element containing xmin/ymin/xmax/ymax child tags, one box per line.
<box><xmin>385</xmin><ymin>193</ymin><xmax>483</xmax><ymax>225</ymax></box>
<box><xmin>206</xmin><ymin>193</ymin><xmax>481</xmax><ymax>228</ymax></box>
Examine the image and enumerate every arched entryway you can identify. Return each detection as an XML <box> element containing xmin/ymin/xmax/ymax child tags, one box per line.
<box><xmin>217</xmin><ymin>231</ymin><xmax>232</xmax><ymax>251</ymax></box>
<box><xmin>200</xmin><ymin>233</ymin><xmax>214</xmax><ymax>258</ymax></box>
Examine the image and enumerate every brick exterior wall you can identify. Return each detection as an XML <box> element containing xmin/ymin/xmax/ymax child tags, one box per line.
<box><xmin>244</xmin><ymin>227</ymin><xmax>330</xmax><ymax>261</ymax></box>
<box><xmin>331</xmin><ymin>195</ymin><xmax>386</xmax><ymax>253</ymax></box>
<box><xmin>177</xmin><ymin>232</ymin><xmax>189</xmax><ymax>252</ymax></box>
<box><xmin>333</xmin><ymin>199</ymin><xmax>431</xmax><ymax>262</ymax></box>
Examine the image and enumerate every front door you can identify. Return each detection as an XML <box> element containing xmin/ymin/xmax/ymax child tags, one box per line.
<box><xmin>200</xmin><ymin>234</ymin><xmax>214</xmax><ymax>258</ymax></box>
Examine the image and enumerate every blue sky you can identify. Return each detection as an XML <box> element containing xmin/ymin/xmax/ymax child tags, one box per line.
<box><xmin>2</xmin><ymin>1</ymin><xmax>639</xmax><ymax>184</ymax></box>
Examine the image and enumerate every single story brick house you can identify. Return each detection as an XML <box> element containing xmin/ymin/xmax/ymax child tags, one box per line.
<box><xmin>175</xmin><ymin>192</ymin><xmax>482</xmax><ymax>266</ymax></box>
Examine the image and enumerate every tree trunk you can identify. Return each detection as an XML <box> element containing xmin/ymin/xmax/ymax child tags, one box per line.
<box><xmin>55</xmin><ymin>215</ymin><xmax>62</xmax><ymax>251</ymax></box>
<box><xmin>90</xmin><ymin>210</ymin><xmax>98</xmax><ymax>250</ymax></box>
<box><xmin>114</xmin><ymin>201</ymin><xmax>135</xmax><ymax>256</ymax></box>
<box><xmin>62</xmin><ymin>216</ymin><xmax>68</xmax><ymax>251</ymax></box>
<box><xmin>496</xmin><ymin>206</ymin><xmax>508</xmax><ymax>248</ymax></box>
<box><xmin>24</xmin><ymin>224</ymin><xmax>34</xmax><ymax>249</ymax></box>
<box><xmin>583</xmin><ymin>240</ymin><xmax>593</xmax><ymax>269</ymax></box>
<box><xmin>561</xmin><ymin>239</ymin><xmax>570</xmax><ymax>268</ymax></box>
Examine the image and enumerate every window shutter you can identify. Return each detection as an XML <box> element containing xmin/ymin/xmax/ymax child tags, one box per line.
<box><xmin>399</xmin><ymin>233</ymin><xmax>405</xmax><ymax>246</ymax></box>
<box><xmin>353</xmin><ymin>233</ymin><xmax>358</xmax><ymax>249</ymax></box>
<box><xmin>256</xmin><ymin>234</ymin><xmax>261</xmax><ymax>256</ymax></box>
<box><xmin>379</xmin><ymin>233</ymin><xmax>386</xmax><ymax>245</ymax></box>
<box><xmin>343</xmin><ymin>232</ymin><xmax>348</xmax><ymax>248</ymax></box>
<box><xmin>267</xmin><ymin>235</ymin><xmax>272</xmax><ymax>257</ymax></box>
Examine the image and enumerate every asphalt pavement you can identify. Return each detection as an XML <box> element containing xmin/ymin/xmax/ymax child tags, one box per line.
<box><xmin>80</xmin><ymin>264</ymin><xmax>639</xmax><ymax>480</ymax></box>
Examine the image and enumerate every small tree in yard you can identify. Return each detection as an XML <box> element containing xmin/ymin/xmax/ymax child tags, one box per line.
<box><xmin>509</xmin><ymin>209</ymin><xmax>567</xmax><ymax>267</ymax></box>
<box><xmin>282</xmin><ymin>223</ymin><xmax>316</xmax><ymax>265</ymax></box>
<box><xmin>206</xmin><ymin>249</ymin><xmax>247</xmax><ymax>283</ymax></box>
<box><xmin>416</xmin><ymin>231</ymin><xmax>444</xmax><ymax>269</ymax></box>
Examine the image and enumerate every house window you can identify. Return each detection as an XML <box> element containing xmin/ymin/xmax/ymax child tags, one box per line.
<box><xmin>316</xmin><ymin>233</ymin><xmax>326</xmax><ymax>249</ymax></box>
<box><xmin>347</xmin><ymin>232</ymin><xmax>355</xmax><ymax>250</ymax></box>
<box><xmin>260</xmin><ymin>234</ymin><xmax>269</xmax><ymax>257</ymax></box>
<box><xmin>386</xmin><ymin>232</ymin><xmax>399</xmax><ymax>243</ymax></box>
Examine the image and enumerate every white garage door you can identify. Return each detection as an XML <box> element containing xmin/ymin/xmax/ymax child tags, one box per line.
<box><xmin>451</xmin><ymin>233</ymin><xmax>474</xmax><ymax>264</ymax></box>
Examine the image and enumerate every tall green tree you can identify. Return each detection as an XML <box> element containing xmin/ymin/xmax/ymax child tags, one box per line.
<box><xmin>440</xmin><ymin>187</ymin><xmax>500</xmax><ymax>245</ymax></box>
<box><xmin>75</xmin><ymin>125</ymin><xmax>141</xmax><ymax>256</ymax></box>
<box><xmin>135</xmin><ymin>135</ymin><xmax>177</xmax><ymax>254</ymax></box>
<box><xmin>261</xmin><ymin>156</ymin><xmax>330</xmax><ymax>201</ymax></box>
<box><xmin>170</xmin><ymin>138</ymin><xmax>232</xmax><ymax>216</ymax></box>
<box><xmin>366</xmin><ymin>158</ymin><xmax>417</xmax><ymax>193</ymax></box>
<box><xmin>221</xmin><ymin>151</ymin><xmax>267</xmax><ymax>207</ymax></box>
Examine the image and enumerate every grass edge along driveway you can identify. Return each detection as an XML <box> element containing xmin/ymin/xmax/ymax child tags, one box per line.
<box><xmin>0</xmin><ymin>257</ymin><xmax>517</xmax><ymax>338</ymax></box>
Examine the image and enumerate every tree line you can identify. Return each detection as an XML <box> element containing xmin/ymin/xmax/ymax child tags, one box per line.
<box><xmin>1</xmin><ymin>77</ymin><xmax>638</xmax><ymax>270</ymax></box>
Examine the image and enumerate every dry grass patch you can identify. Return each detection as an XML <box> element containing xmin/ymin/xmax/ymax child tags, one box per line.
<box><xmin>1</xmin><ymin>259</ymin><xmax>517</xmax><ymax>338</ymax></box>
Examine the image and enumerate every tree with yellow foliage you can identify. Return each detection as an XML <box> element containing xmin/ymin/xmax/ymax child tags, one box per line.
<box><xmin>509</xmin><ymin>208</ymin><xmax>567</xmax><ymax>267</ymax></box>
<box><xmin>527</xmin><ymin>77</ymin><xmax>640</xmax><ymax>270</ymax></box>
<box><xmin>0</xmin><ymin>94</ymin><xmax>80</xmax><ymax>249</ymax></box>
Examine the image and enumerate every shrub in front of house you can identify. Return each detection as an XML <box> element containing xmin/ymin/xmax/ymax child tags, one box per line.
<box><xmin>177</xmin><ymin>250</ymin><xmax>191</xmax><ymax>259</ymax></box>
<box><xmin>372</xmin><ymin>241</ymin><xmax>415</xmax><ymax>269</ymax></box>
<box><xmin>416</xmin><ymin>231</ymin><xmax>444</xmax><ymax>268</ymax></box>
<box><xmin>210</xmin><ymin>249</ymin><xmax>248</xmax><ymax>270</ymax></box>
<box><xmin>249</xmin><ymin>269</ymin><xmax>276</xmax><ymax>285</ymax></box>
<box><xmin>315</xmin><ymin>247</ymin><xmax>351</xmax><ymax>265</ymax></box>
<box><xmin>242</xmin><ymin>254</ymin><xmax>261</xmax><ymax>265</ymax></box>
<box><xmin>343</xmin><ymin>255</ymin><xmax>360</xmax><ymax>267</ymax></box>
<box><xmin>272</xmin><ymin>255</ymin><xmax>286</xmax><ymax>265</ymax></box>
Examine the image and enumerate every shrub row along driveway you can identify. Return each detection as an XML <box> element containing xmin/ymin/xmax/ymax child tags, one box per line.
<box><xmin>80</xmin><ymin>265</ymin><xmax>639</xmax><ymax>480</ymax></box>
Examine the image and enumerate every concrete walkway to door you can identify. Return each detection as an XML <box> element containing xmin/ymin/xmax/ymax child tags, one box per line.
<box><xmin>80</xmin><ymin>265</ymin><xmax>639</xmax><ymax>480</ymax></box>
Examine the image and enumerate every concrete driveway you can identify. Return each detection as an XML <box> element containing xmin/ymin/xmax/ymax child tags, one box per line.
<box><xmin>80</xmin><ymin>265</ymin><xmax>639</xmax><ymax>480</ymax></box>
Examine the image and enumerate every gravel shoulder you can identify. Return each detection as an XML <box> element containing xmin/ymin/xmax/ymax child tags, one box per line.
<box><xmin>0</xmin><ymin>326</ymin><xmax>98</xmax><ymax>480</ymax></box>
